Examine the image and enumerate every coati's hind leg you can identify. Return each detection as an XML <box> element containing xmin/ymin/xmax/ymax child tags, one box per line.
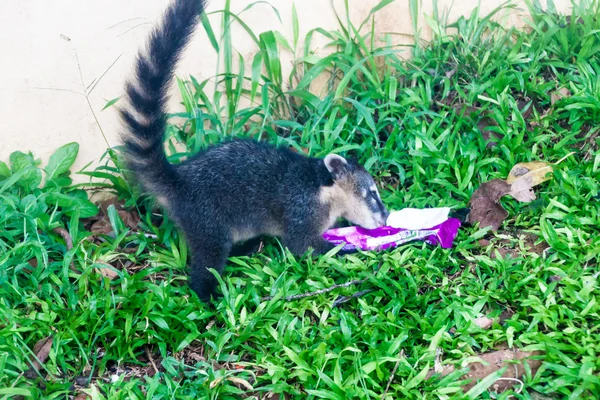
<box><xmin>187</xmin><ymin>234</ymin><xmax>232</xmax><ymax>302</ymax></box>
<box><xmin>230</xmin><ymin>237</ymin><xmax>264</xmax><ymax>257</ymax></box>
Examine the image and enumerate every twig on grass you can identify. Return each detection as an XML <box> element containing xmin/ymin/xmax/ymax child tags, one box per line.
<box><xmin>262</xmin><ymin>277</ymin><xmax>368</xmax><ymax>302</ymax></box>
<box><xmin>333</xmin><ymin>289</ymin><xmax>374</xmax><ymax>307</ymax></box>
<box><xmin>381</xmin><ymin>350</ymin><xmax>405</xmax><ymax>400</ymax></box>
<box><xmin>53</xmin><ymin>227</ymin><xmax>78</xmax><ymax>271</ymax></box>
<box><xmin>261</xmin><ymin>260</ymin><xmax>383</xmax><ymax>302</ymax></box>
<box><xmin>53</xmin><ymin>227</ymin><xmax>73</xmax><ymax>249</ymax></box>
<box><xmin>145</xmin><ymin>346</ymin><xmax>159</xmax><ymax>376</ymax></box>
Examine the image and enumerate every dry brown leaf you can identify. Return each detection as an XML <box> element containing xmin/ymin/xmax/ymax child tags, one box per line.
<box><xmin>474</xmin><ymin>316</ymin><xmax>495</xmax><ymax>330</ymax></box>
<box><xmin>95</xmin><ymin>262</ymin><xmax>119</xmax><ymax>280</ymax></box>
<box><xmin>455</xmin><ymin>105</ymin><xmax>502</xmax><ymax>148</ymax></box>
<box><xmin>550</xmin><ymin>87</ymin><xmax>571</xmax><ymax>105</ymax></box>
<box><xmin>450</xmin><ymin>310</ymin><xmax>514</xmax><ymax>334</ymax></box>
<box><xmin>467</xmin><ymin>179</ymin><xmax>511</xmax><ymax>231</ymax></box>
<box><xmin>227</xmin><ymin>376</ymin><xmax>254</xmax><ymax>391</ymax></box>
<box><xmin>118</xmin><ymin>209</ymin><xmax>140</xmax><ymax>231</ymax></box>
<box><xmin>509</xmin><ymin>176</ymin><xmax>537</xmax><ymax>203</ymax></box>
<box><xmin>469</xmin><ymin>156</ymin><xmax>567</xmax><ymax>229</ymax></box>
<box><xmin>506</xmin><ymin>161</ymin><xmax>553</xmax><ymax>185</ymax></box>
<box><xmin>263</xmin><ymin>394</ymin><xmax>291</xmax><ymax>400</ymax></box>
<box><xmin>87</xmin><ymin>197</ymin><xmax>140</xmax><ymax>236</ymax></box>
<box><xmin>90</xmin><ymin>219</ymin><xmax>114</xmax><ymax>235</ymax></box>
<box><xmin>427</xmin><ymin>348</ymin><xmax>543</xmax><ymax>392</ymax></box>
<box><xmin>209</xmin><ymin>376</ymin><xmax>225</xmax><ymax>389</ymax></box>
<box><xmin>73</xmin><ymin>393</ymin><xmax>90</xmax><ymax>400</ymax></box>
<box><xmin>27</xmin><ymin>336</ymin><xmax>53</xmax><ymax>376</ymax></box>
<box><xmin>506</xmin><ymin>161</ymin><xmax>556</xmax><ymax>203</ymax></box>
<box><xmin>445</xmin><ymin>67</ymin><xmax>457</xmax><ymax>79</ymax></box>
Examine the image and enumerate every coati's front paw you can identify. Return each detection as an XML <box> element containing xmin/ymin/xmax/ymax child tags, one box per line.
<box><xmin>334</xmin><ymin>246</ymin><xmax>360</xmax><ymax>256</ymax></box>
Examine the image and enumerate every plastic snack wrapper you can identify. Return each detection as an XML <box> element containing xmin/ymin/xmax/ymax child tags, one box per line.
<box><xmin>322</xmin><ymin>207</ymin><xmax>463</xmax><ymax>252</ymax></box>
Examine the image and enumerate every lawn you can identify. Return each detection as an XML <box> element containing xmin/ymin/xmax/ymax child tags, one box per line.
<box><xmin>1</xmin><ymin>0</ymin><xmax>599</xmax><ymax>399</ymax></box>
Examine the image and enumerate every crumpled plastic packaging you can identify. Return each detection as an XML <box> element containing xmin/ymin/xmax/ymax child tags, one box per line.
<box><xmin>322</xmin><ymin>208</ymin><xmax>461</xmax><ymax>251</ymax></box>
<box><xmin>386</xmin><ymin>207</ymin><xmax>451</xmax><ymax>230</ymax></box>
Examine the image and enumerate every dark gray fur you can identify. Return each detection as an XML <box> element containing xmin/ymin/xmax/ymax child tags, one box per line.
<box><xmin>119</xmin><ymin>0</ymin><xmax>388</xmax><ymax>302</ymax></box>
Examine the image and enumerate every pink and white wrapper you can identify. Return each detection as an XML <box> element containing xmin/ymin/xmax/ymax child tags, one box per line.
<box><xmin>322</xmin><ymin>218</ymin><xmax>461</xmax><ymax>251</ymax></box>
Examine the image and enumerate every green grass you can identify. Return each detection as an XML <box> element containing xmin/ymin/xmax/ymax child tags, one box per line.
<box><xmin>1</xmin><ymin>0</ymin><xmax>600</xmax><ymax>398</ymax></box>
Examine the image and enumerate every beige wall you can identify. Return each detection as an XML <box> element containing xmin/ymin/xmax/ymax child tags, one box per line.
<box><xmin>0</xmin><ymin>0</ymin><xmax>571</xmax><ymax>181</ymax></box>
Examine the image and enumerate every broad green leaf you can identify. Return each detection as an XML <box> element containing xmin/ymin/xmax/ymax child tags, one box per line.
<box><xmin>45</xmin><ymin>142</ymin><xmax>79</xmax><ymax>182</ymax></box>
<box><xmin>0</xmin><ymin>161</ymin><xmax>10</xmax><ymax>178</ymax></box>
<box><xmin>9</xmin><ymin>151</ymin><xmax>41</xmax><ymax>191</ymax></box>
<box><xmin>45</xmin><ymin>192</ymin><xmax>99</xmax><ymax>218</ymax></box>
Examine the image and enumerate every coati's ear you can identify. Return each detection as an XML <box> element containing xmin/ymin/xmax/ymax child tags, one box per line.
<box><xmin>324</xmin><ymin>154</ymin><xmax>349</xmax><ymax>180</ymax></box>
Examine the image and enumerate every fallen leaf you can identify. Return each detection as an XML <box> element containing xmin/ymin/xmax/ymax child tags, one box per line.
<box><xmin>427</xmin><ymin>348</ymin><xmax>543</xmax><ymax>392</ymax></box>
<box><xmin>445</xmin><ymin>67</ymin><xmax>457</xmax><ymax>78</ymax></box>
<box><xmin>73</xmin><ymin>393</ymin><xmax>90</xmax><ymax>400</ymax></box>
<box><xmin>209</xmin><ymin>376</ymin><xmax>225</xmax><ymax>389</ymax></box>
<box><xmin>95</xmin><ymin>262</ymin><xmax>119</xmax><ymax>280</ymax></box>
<box><xmin>506</xmin><ymin>161</ymin><xmax>553</xmax><ymax>185</ymax></box>
<box><xmin>118</xmin><ymin>209</ymin><xmax>140</xmax><ymax>231</ymax></box>
<box><xmin>474</xmin><ymin>316</ymin><xmax>495</xmax><ymax>330</ymax></box>
<box><xmin>467</xmin><ymin>179</ymin><xmax>511</xmax><ymax>230</ymax></box>
<box><xmin>227</xmin><ymin>376</ymin><xmax>254</xmax><ymax>391</ymax></box>
<box><xmin>439</xmin><ymin>90</ymin><xmax>459</xmax><ymax>107</ymax></box>
<box><xmin>455</xmin><ymin>105</ymin><xmax>503</xmax><ymax>148</ymax></box>
<box><xmin>479</xmin><ymin>238</ymin><xmax>519</xmax><ymax>258</ymax></box>
<box><xmin>25</xmin><ymin>336</ymin><xmax>53</xmax><ymax>377</ymax></box>
<box><xmin>74</xmin><ymin>376</ymin><xmax>88</xmax><ymax>386</ymax></box>
<box><xmin>550</xmin><ymin>87</ymin><xmax>571</xmax><ymax>105</ymax></box>
<box><xmin>187</xmin><ymin>352</ymin><xmax>204</xmax><ymax>362</ymax></box>
<box><xmin>86</xmin><ymin>197</ymin><xmax>140</xmax><ymax>236</ymax></box>
<box><xmin>517</xmin><ymin>96</ymin><xmax>537</xmax><ymax>121</ymax></box>
<box><xmin>90</xmin><ymin>219</ymin><xmax>114</xmax><ymax>235</ymax></box>
<box><xmin>509</xmin><ymin>175</ymin><xmax>537</xmax><ymax>203</ymax></box>
<box><xmin>450</xmin><ymin>310</ymin><xmax>513</xmax><ymax>334</ymax></box>
<box><xmin>469</xmin><ymin>157</ymin><xmax>565</xmax><ymax>230</ymax></box>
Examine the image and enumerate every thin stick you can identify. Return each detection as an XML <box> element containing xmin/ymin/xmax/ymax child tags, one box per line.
<box><xmin>53</xmin><ymin>227</ymin><xmax>78</xmax><ymax>272</ymax></box>
<box><xmin>262</xmin><ymin>277</ymin><xmax>368</xmax><ymax>302</ymax></box>
<box><xmin>381</xmin><ymin>350</ymin><xmax>404</xmax><ymax>400</ymax></box>
<box><xmin>261</xmin><ymin>260</ymin><xmax>383</xmax><ymax>302</ymax></box>
<box><xmin>53</xmin><ymin>227</ymin><xmax>73</xmax><ymax>249</ymax></box>
<box><xmin>145</xmin><ymin>346</ymin><xmax>159</xmax><ymax>376</ymax></box>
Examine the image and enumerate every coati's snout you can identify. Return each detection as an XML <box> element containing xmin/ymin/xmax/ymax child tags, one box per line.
<box><xmin>323</xmin><ymin>154</ymin><xmax>389</xmax><ymax>230</ymax></box>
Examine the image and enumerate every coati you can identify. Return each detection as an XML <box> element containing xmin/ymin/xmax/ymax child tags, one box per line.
<box><xmin>119</xmin><ymin>0</ymin><xmax>389</xmax><ymax>302</ymax></box>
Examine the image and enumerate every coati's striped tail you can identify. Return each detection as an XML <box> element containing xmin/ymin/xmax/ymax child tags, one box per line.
<box><xmin>120</xmin><ymin>0</ymin><xmax>206</xmax><ymax>196</ymax></box>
